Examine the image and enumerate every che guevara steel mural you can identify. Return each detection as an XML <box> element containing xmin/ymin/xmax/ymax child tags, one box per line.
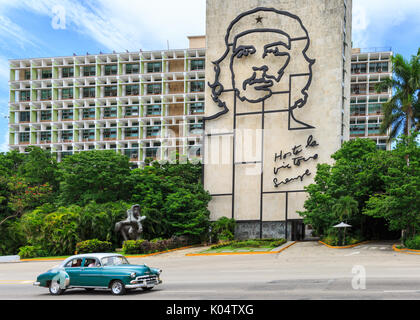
<box><xmin>204</xmin><ymin>7</ymin><xmax>321</xmax><ymax>224</ymax></box>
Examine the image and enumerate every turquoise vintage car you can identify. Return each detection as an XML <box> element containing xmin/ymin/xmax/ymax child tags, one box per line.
<box><xmin>33</xmin><ymin>253</ymin><xmax>162</xmax><ymax>295</ymax></box>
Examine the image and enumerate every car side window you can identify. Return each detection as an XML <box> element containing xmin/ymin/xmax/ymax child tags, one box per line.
<box><xmin>65</xmin><ymin>258</ymin><xmax>83</xmax><ymax>268</ymax></box>
<box><xmin>83</xmin><ymin>258</ymin><xmax>100</xmax><ymax>267</ymax></box>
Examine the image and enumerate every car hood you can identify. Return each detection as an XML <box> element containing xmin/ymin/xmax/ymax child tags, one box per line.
<box><xmin>103</xmin><ymin>264</ymin><xmax>151</xmax><ymax>273</ymax></box>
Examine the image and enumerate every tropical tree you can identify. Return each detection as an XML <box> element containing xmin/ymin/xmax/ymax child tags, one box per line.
<box><xmin>376</xmin><ymin>48</ymin><xmax>420</xmax><ymax>140</ymax></box>
<box><xmin>332</xmin><ymin>196</ymin><xmax>359</xmax><ymax>222</ymax></box>
<box><xmin>363</xmin><ymin>133</ymin><xmax>420</xmax><ymax>241</ymax></box>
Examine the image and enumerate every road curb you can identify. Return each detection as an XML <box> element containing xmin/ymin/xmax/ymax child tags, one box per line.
<box><xmin>318</xmin><ymin>240</ymin><xmax>371</xmax><ymax>249</ymax></box>
<box><xmin>392</xmin><ymin>244</ymin><xmax>420</xmax><ymax>255</ymax></box>
<box><xmin>185</xmin><ymin>241</ymin><xmax>297</xmax><ymax>256</ymax></box>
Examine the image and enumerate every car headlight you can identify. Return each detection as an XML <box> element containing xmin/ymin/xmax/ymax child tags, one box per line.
<box><xmin>130</xmin><ymin>272</ymin><xmax>136</xmax><ymax>278</ymax></box>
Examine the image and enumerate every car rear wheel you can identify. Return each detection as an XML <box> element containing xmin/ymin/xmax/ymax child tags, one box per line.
<box><xmin>49</xmin><ymin>280</ymin><xmax>65</xmax><ymax>295</ymax></box>
<box><xmin>110</xmin><ymin>280</ymin><xmax>126</xmax><ymax>295</ymax></box>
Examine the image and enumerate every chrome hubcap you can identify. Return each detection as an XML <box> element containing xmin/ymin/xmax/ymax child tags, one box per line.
<box><xmin>112</xmin><ymin>282</ymin><xmax>122</xmax><ymax>294</ymax></box>
<box><xmin>51</xmin><ymin>281</ymin><xmax>60</xmax><ymax>294</ymax></box>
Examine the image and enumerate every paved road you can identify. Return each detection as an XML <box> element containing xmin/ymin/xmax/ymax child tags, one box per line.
<box><xmin>1</xmin><ymin>241</ymin><xmax>419</xmax><ymax>300</ymax></box>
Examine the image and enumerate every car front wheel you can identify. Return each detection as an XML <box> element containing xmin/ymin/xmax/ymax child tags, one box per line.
<box><xmin>49</xmin><ymin>280</ymin><xmax>65</xmax><ymax>295</ymax></box>
<box><xmin>110</xmin><ymin>280</ymin><xmax>126</xmax><ymax>295</ymax></box>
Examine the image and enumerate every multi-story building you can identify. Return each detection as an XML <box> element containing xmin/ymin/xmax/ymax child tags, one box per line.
<box><xmin>8</xmin><ymin>39</ymin><xmax>394</xmax><ymax>165</ymax></box>
<box><xmin>350</xmin><ymin>48</ymin><xmax>393</xmax><ymax>150</ymax></box>
<box><xmin>8</xmin><ymin>36</ymin><xmax>206</xmax><ymax>167</ymax></box>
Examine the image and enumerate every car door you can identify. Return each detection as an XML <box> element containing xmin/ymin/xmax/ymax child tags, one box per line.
<box><xmin>64</xmin><ymin>258</ymin><xmax>83</xmax><ymax>286</ymax></box>
<box><xmin>79</xmin><ymin>257</ymin><xmax>104</xmax><ymax>287</ymax></box>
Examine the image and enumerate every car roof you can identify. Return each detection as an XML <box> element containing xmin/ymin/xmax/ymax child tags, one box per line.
<box><xmin>60</xmin><ymin>253</ymin><xmax>124</xmax><ymax>266</ymax></box>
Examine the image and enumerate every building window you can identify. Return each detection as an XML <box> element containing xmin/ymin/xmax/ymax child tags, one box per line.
<box><xmin>41</xmin><ymin>89</ymin><xmax>52</xmax><ymax>100</ymax></box>
<box><xmin>146</xmin><ymin>104</ymin><xmax>161</xmax><ymax>116</ymax></box>
<box><xmin>191</xmin><ymin>81</ymin><xmax>205</xmax><ymax>92</ymax></box>
<box><xmin>83</xmin><ymin>108</ymin><xmax>96</xmax><ymax>119</ymax></box>
<box><xmin>147</xmin><ymin>62</ymin><xmax>162</xmax><ymax>73</ymax></box>
<box><xmin>189</xmin><ymin>120</ymin><xmax>203</xmax><ymax>132</ymax></box>
<box><xmin>20</xmin><ymin>91</ymin><xmax>31</xmax><ymax>101</ymax></box>
<box><xmin>61</xmin><ymin>109</ymin><xmax>73</xmax><ymax>120</ymax></box>
<box><xmin>62</xmin><ymin>88</ymin><xmax>73</xmax><ymax>99</ymax></box>
<box><xmin>83</xmin><ymin>66</ymin><xmax>96</xmax><ymax>77</ymax></box>
<box><xmin>126</xmin><ymin>85</ymin><xmax>139</xmax><ymax>96</ymax></box>
<box><xmin>41</xmin><ymin>110</ymin><xmax>52</xmax><ymax>121</ymax></box>
<box><xmin>191</xmin><ymin>60</ymin><xmax>205</xmax><ymax>71</ymax></box>
<box><xmin>368</xmin><ymin>104</ymin><xmax>382</xmax><ymax>114</ymax></box>
<box><xmin>351</xmin><ymin>63</ymin><xmax>367</xmax><ymax>74</ymax></box>
<box><xmin>368</xmin><ymin>123</ymin><xmax>381</xmax><ymax>135</ymax></box>
<box><xmin>41</xmin><ymin>69</ymin><xmax>52</xmax><ymax>79</ymax></box>
<box><xmin>83</xmin><ymin>87</ymin><xmax>96</xmax><ymax>98</ymax></box>
<box><xmin>24</xmin><ymin>70</ymin><xmax>31</xmax><ymax>80</ymax></box>
<box><xmin>61</xmin><ymin>130</ymin><xmax>73</xmax><ymax>142</ymax></box>
<box><xmin>125</xmin><ymin>106</ymin><xmax>139</xmax><ymax>117</ymax></box>
<box><xmin>104</xmin><ymin>107</ymin><xmax>117</xmax><ymax>118</ymax></box>
<box><xmin>146</xmin><ymin>125</ymin><xmax>160</xmax><ymax>137</ymax></box>
<box><xmin>103</xmin><ymin>128</ymin><xmax>117</xmax><ymax>140</ymax></box>
<box><xmin>104</xmin><ymin>64</ymin><xmax>118</xmax><ymax>76</ymax></box>
<box><xmin>350</xmin><ymin>104</ymin><xmax>366</xmax><ymax>116</ymax></box>
<box><xmin>190</xmin><ymin>102</ymin><xmax>204</xmax><ymax>114</ymax></box>
<box><xmin>350</xmin><ymin>124</ymin><xmax>365</xmax><ymax>136</ymax></box>
<box><xmin>82</xmin><ymin>129</ymin><xmax>95</xmax><ymax>141</ymax></box>
<box><xmin>125</xmin><ymin>127</ymin><xmax>139</xmax><ymax>138</ymax></box>
<box><xmin>145</xmin><ymin>147</ymin><xmax>158</xmax><ymax>158</ymax></box>
<box><xmin>19</xmin><ymin>132</ymin><xmax>30</xmax><ymax>143</ymax></box>
<box><xmin>147</xmin><ymin>83</ymin><xmax>162</xmax><ymax>95</ymax></box>
<box><xmin>62</xmin><ymin>67</ymin><xmax>74</xmax><ymax>78</ymax></box>
<box><xmin>124</xmin><ymin>148</ymin><xmax>138</xmax><ymax>159</ymax></box>
<box><xmin>40</xmin><ymin>131</ymin><xmax>51</xmax><ymax>142</ymax></box>
<box><xmin>19</xmin><ymin>111</ymin><xmax>30</xmax><ymax>122</ymax></box>
<box><xmin>104</xmin><ymin>86</ymin><xmax>118</xmax><ymax>97</ymax></box>
<box><xmin>126</xmin><ymin>64</ymin><xmax>139</xmax><ymax>74</ymax></box>
<box><xmin>369</xmin><ymin>62</ymin><xmax>388</xmax><ymax>73</ymax></box>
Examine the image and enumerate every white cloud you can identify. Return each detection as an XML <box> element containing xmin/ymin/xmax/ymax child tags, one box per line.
<box><xmin>352</xmin><ymin>0</ymin><xmax>420</xmax><ymax>48</ymax></box>
<box><xmin>0</xmin><ymin>0</ymin><xmax>206</xmax><ymax>52</ymax></box>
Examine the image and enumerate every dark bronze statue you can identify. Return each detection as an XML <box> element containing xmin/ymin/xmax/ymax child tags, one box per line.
<box><xmin>115</xmin><ymin>204</ymin><xmax>146</xmax><ymax>242</ymax></box>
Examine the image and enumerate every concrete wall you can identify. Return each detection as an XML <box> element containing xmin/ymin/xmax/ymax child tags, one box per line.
<box><xmin>204</xmin><ymin>0</ymin><xmax>352</xmax><ymax>239</ymax></box>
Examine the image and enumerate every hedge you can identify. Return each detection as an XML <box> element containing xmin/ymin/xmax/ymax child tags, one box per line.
<box><xmin>122</xmin><ymin>236</ymin><xmax>190</xmax><ymax>254</ymax></box>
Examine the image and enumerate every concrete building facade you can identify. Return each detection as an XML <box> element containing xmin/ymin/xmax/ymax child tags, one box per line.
<box><xmin>350</xmin><ymin>48</ymin><xmax>393</xmax><ymax>150</ymax></box>
<box><xmin>8</xmin><ymin>40</ymin><xmax>206</xmax><ymax>166</ymax></box>
<box><xmin>203</xmin><ymin>0</ymin><xmax>352</xmax><ymax>240</ymax></box>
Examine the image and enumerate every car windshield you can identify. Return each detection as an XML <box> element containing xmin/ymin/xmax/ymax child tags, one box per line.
<box><xmin>101</xmin><ymin>256</ymin><xmax>130</xmax><ymax>266</ymax></box>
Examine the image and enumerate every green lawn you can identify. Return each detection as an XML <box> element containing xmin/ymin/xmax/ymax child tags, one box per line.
<box><xmin>201</xmin><ymin>239</ymin><xmax>286</xmax><ymax>253</ymax></box>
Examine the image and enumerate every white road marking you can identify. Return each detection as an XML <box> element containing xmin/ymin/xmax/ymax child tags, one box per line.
<box><xmin>345</xmin><ymin>252</ymin><xmax>360</xmax><ymax>256</ymax></box>
<box><xmin>369</xmin><ymin>247</ymin><xmax>378</xmax><ymax>250</ymax></box>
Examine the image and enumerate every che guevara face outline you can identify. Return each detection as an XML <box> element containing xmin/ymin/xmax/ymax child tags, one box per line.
<box><xmin>206</xmin><ymin>7</ymin><xmax>316</xmax><ymax>129</ymax></box>
<box><xmin>230</xmin><ymin>29</ymin><xmax>291</xmax><ymax>104</ymax></box>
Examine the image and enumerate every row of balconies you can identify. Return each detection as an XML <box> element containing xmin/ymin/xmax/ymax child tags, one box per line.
<box><xmin>10</xmin><ymin>59</ymin><xmax>205</xmax><ymax>82</ymax></box>
<box><xmin>10</xmin><ymin>81</ymin><xmax>205</xmax><ymax>102</ymax></box>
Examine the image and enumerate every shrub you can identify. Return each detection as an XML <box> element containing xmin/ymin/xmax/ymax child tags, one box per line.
<box><xmin>18</xmin><ymin>245</ymin><xmax>47</xmax><ymax>259</ymax></box>
<box><xmin>210</xmin><ymin>239</ymin><xmax>286</xmax><ymax>249</ymax></box>
<box><xmin>122</xmin><ymin>236</ymin><xmax>190</xmax><ymax>255</ymax></box>
<box><xmin>210</xmin><ymin>217</ymin><xmax>235</xmax><ymax>242</ymax></box>
<box><xmin>122</xmin><ymin>240</ymin><xmax>146</xmax><ymax>254</ymax></box>
<box><xmin>404</xmin><ymin>235</ymin><xmax>420</xmax><ymax>250</ymax></box>
<box><xmin>75</xmin><ymin>239</ymin><xmax>113</xmax><ymax>254</ymax></box>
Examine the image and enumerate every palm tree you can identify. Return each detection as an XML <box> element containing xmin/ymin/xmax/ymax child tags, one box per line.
<box><xmin>332</xmin><ymin>196</ymin><xmax>359</xmax><ymax>222</ymax></box>
<box><xmin>332</xmin><ymin>196</ymin><xmax>359</xmax><ymax>245</ymax></box>
<box><xmin>376</xmin><ymin>48</ymin><xmax>420</xmax><ymax>140</ymax></box>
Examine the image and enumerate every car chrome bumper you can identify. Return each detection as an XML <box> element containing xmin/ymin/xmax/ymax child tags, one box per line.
<box><xmin>127</xmin><ymin>277</ymin><xmax>162</xmax><ymax>289</ymax></box>
<box><xmin>33</xmin><ymin>282</ymin><xmax>40</xmax><ymax>287</ymax></box>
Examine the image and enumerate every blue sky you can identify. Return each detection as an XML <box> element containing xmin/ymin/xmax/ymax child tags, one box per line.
<box><xmin>0</xmin><ymin>0</ymin><xmax>419</xmax><ymax>152</ymax></box>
